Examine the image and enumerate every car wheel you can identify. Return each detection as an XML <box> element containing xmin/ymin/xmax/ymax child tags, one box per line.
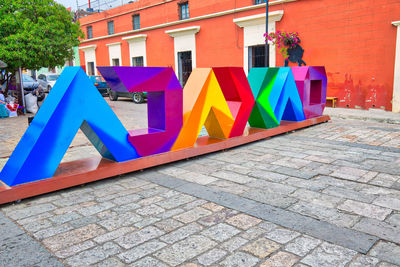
<box><xmin>47</xmin><ymin>85</ymin><xmax>51</xmax><ymax>92</ymax></box>
<box><xmin>109</xmin><ymin>90</ymin><xmax>118</xmax><ymax>101</ymax></box>
<box><xmin>132</xmin><ymin>93</ymin><xmax>144</xmax><ymax>104</ymax></box>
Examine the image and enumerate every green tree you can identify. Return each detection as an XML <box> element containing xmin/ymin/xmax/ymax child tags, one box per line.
<box><xmin>0</xmin><ymin>0</ymin><xmax>84</xmax><ymax>93</ymax></box>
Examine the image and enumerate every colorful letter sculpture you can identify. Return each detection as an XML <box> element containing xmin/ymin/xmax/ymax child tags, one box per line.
<box><xmin>172</xmin><ymin>68</ymin><xmax>235</xmax><ymax>150</ymax></box>
<box><xmin>98</xmin><ymin>67</ymin><xmax>183</xmax><ymax>157</ymax></box>
<box><xmin>0</xmin><ymin>67</ymin><xmax>139</xmax><ymax>186</ymax></box>
<box><xmin>212</xmin><ymin>67</ymin><xmax>255</xmax><ymax>137</ymax></box>
<box><xmin>248</xmin><ymin>67</ymin><xmax>306</xmax><ymax>129</ymax></box>
<box><xmin>0</xmin><ymin>66</ymin><xmax>328</xmax><ymax>188</ymax></box>
<box><xmin>292</xmin><ymin>66</ymin><xmax>327</xmax><ymax>119</ymax></box>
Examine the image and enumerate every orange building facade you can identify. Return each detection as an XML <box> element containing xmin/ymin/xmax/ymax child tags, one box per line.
<box><xmin>78</xmin><ymin>0</ymin><xmax>400</xmax><ymax>111</ymax></box>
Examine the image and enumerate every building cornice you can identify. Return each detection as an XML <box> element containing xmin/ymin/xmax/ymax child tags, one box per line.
<box><xmin>79</xmin><ymin>0</ymin><xmax>296</xmax><ymax>44</ymax></box>
<box><xmin>122</xmin><ymin>34</ymin><xmax>147</xmax><ymax>42</ymax></box>
<box><xmin>166</xmin><ymin>26</ymin><xmax>200</xmax><ymax>37</ymax></box>
<box><xmin>233</xmin><ymin>10</ymin><xmax>284</xmax><ymax>27</ymax></box>
<box><xmin>393</xmin><ymin>21</ymin><xmax>400</xmax><ymax>27</ymax></box>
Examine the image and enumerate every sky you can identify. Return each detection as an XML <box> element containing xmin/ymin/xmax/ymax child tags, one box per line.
<box><xmin>55</xmin><ymin>0</ymin><xmax>84</xmax><ymax>10</ymax></box>
<box><xmin>55</xmin><ymin>0</ymin><xmax>123</xmax><ymax>11</ymax></box>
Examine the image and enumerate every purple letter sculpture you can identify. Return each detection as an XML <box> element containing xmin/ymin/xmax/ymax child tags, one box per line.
<box><xmin>98</xmin><ymin>67</ymin><xmax>183</xmax><ymax>156</ymax></box>
<box><xmin>291</xmin><ymin>66</ymin><xmax>327</xmax><ymax>119</ymax></box>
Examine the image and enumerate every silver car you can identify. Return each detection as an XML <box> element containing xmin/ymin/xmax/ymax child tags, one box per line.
<box><xmin>37</xmin><ymin>73</ymin><xmax>59</xmax><ymax>92</ymax></box>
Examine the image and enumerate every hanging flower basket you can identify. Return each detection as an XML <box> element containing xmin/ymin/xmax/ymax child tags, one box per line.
<box><xmin>264</xmin><ymin>31</ymin><xmax>300</xmax><ymax>59</ymax></box>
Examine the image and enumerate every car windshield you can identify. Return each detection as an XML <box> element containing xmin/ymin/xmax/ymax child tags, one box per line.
<box><xmin>22</xmin><ymin>75</ymin><xmax>35</xmax><ymax>82</ymax></box>
<box><xmin>48</xmin><ymin>75</ymin><xmax>59</xmax><ymax>81</ymax></box>
<box><xmin>95</xmin><ymin>76</ymin><xmax>105</xmax><ymax>82</ymax></box>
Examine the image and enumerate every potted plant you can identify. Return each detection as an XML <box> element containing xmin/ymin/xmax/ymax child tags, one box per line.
<box><xmin>265</xmin><ymin>31</ymin><xmax>306</xmax><ymax>66</ymax></box>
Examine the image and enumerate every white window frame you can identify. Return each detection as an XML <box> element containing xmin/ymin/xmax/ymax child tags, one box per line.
<box><xmin>122</xmin><ymin>34</ymin><xmax>148</xmax><ymax>66</ymax></box>
<box><xmin>106</xmin><ymin>42</ymin><xmax>122</xmax><ymax>66</ymax></box>
<box><xmin>79</xmin><ymin>45</ymin><xmax>97</xmax><ymax>75</ymax></box>
<box><xmin>234</xmin><ymin>11</ymin><xmax>284</xmax><ymax>75</ymax></box>
<box><xmin>165</xmin><ymin>26</ymin><xmax>200</xmax><ymax>78</ymax></box>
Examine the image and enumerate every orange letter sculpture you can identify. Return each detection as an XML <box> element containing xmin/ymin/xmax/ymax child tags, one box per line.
<box><xmin>172</xmin><ymin>68</ymin><xmax>234</xmax><ymax>150</ymax></box>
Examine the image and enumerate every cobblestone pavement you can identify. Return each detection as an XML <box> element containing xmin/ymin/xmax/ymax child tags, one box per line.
<box><xmin>1</xmin><ymin>100</ymin><xmax>400</xmax><ymax>266</ymax></box>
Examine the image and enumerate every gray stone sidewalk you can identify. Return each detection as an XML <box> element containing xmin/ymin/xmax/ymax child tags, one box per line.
<box><xmin>1</xmin><ymin>101</ymin><xmax>400</xmax><ymax>266</ymax></box>
<box><xmin>0</xmin><ymin>173</ymin><xmax>397</xmax><ymax>267</ymax></box>
<box><xmin>324</xmin><ymin>107</ymin><xmax>400</xmax><ymax>124</ymax></box>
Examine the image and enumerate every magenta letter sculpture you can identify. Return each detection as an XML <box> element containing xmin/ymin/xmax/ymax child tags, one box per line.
<box><xmin>291</xmin><ymin>66</ymin><xmax>327</xmax><ymax>119</ymax></box>
<box><xmin>98</xmin><ymin>67</ymin><xmax>183</xmax><ymax>156</ymax></box>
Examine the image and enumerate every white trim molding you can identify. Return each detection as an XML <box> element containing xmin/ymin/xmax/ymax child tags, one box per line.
<box><xmin>392</xmin><ymin>21</ymin><xmax>400</xmax><ymax>112</ymax></box>
<box><xmin>122</xmin><ymin>34</ymin><xmax>147</xmax><ymax>42</ymax></box>
<box><xmin>166</xmin><ymin>26</ymin><xmax>200</xmax><ymax>80</ymax></box>
<box><xmin>233</xmin><ymin>11</ymin><xmax>284</xmax><ymax>27</ymax></box>
<box><xmin>106</xmin><ymin>42</ymin><xmax>121</xmax><ymax>47</ymax></box>
<box><xmin>165</xmin><ymin>26</ymin><xmax>200</xmax><ymax>37</ymax></box>
<box><xmin>123</xmin><ymin>34</ymin><xmax>148</xmax><ymax>66</ymax></box>
<box><xmin>234</xmin><ymin>10</ymin><xmax>284</xmax><ymax>75</ymax></box>
<box><xmin>79</xmin><ymin>44</ymin><xmax>97</xmax><ymax>51</ymax></box>
<box><xmin>80</xmin><ymin>1</ymin><xmax>296</xmax><ymax>43</ymax></box>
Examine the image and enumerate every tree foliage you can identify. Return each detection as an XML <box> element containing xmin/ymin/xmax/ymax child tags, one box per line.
<box><xmin>0</xmin><ymin>0</ymin><xmax>84</xmax><ymax>89</ymax></box>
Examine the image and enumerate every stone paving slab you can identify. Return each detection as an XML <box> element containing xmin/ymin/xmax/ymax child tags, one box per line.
<box><xmin>0</xmin><ymin>213</ymin><xmax>63</xmax><ymax>266</ymax></box>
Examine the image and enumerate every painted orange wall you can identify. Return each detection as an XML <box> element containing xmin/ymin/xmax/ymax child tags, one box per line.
<box><xmin>275</xmin><ymin>0</ymin><xmax>400</xmax><ymax>110</ymax></box>
<box><xmin>79</xmin><ymin>0</ymin><xmax>400</xmax><ymax>111</ymax></box>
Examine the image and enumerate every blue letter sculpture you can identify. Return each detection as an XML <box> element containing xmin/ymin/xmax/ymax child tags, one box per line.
<box><xmin>0</xmin><ymin>67</ymin><xmax>139</xmax><ymax>186</ymax></box>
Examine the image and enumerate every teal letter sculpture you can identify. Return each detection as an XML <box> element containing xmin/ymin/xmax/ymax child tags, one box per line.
<box><xmin>248</xmin><ymin>67</ymin><xmax>305</xmax><ymax>129</ymax></box>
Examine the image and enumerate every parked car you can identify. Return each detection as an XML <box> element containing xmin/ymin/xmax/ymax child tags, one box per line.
<box><xmin>21</xmin><ymin>74</ymin><xmax>40</xmax><ymax>92</ymax></box>
<box><xmin>37</xmin><ymin>73</ymin><xmax>59</xmax><ymax>92</ymax></box>
<box><xmin>89</xmin><ymin>75</ymin><xmax>109</xmax><ymax>96</ymax></box>
<box><xmin>1</xmin><ymin>74</ymin><xmax>44</xmax><ymax>100</ymax></box>
<box><xmin>2</xmin><ymin>74</ymin><xmax>39</xmax><ymax>92</ymax></box>
<box><xmin>108</xmin><ymin>89</ymin><xmax>147</xmax><ymax>104</ymax></box>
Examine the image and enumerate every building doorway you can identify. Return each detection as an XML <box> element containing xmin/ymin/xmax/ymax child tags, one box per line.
<box><xmin>248</xmin><ymin>45</ymin><xmax>265</xmax><ymax>71</ymax></box>
<box><xmin>87</xmin><ymin>62</ymin><xmax>95</xmax><ymax>76</ymax></box>
<box><xmin>178</xmin><ymin>51</ymin><xmax>192</xmax><ymax>87</ymax></box>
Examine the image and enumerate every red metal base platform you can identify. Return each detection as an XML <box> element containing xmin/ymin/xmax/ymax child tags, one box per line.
<box><xmin>0</xmin><ymin>115</ymin><xmax>330</xmax><ymax>205</ymax></box>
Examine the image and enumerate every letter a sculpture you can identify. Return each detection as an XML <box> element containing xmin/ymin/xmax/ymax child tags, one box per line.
<box><xmin>0</xmin><ymin>67</ymin><xmax>139</xmax><ymax>186</ymax></box>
